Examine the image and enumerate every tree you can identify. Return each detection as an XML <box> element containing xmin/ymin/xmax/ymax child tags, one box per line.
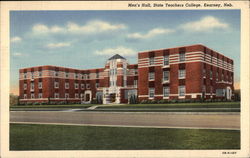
<box><xmin>10</xmin><ymin>93</ymin><xmax>19</xmax><ymax>106</ymax></box>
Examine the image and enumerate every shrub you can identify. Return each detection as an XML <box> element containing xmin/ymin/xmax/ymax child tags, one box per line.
<box><xmin>33</xmin><ymin>102</ymin><xmax>41</xmax><ymax>105</ymax></box>
<box><xmin>26</xmin><ymin>102</ymin><xmax>33</xmax><ymax>105</ymax></box>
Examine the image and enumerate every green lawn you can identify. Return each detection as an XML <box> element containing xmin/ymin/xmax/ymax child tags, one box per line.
<box><xmin>98</xmin><ymin>102</ymin><xmax>240</xmax><ymax>109</ymax></box>
<box><xmin>10</xmin><ymin>123</ymin><xmax>240</xmax><ymax>150</ymax></box>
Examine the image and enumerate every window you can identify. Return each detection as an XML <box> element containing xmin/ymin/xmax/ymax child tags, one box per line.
<box><xmin>54</xmin><ymin>82</ymin><xmax>59</xmax><ymax>88</ymax></box>
<box><xmin>164</xmin><ymin>55</ymin><xmax>169</xmax><ymax>66</ymax></box>
<box><xmin>202</xmin><ymin>85</ymin><xmax>206</xmax><ymax>92</ymax></box>
<box><xmin>65</xmin><ymin>72</ymin><xmax>69</xmax><ymax>78</ymax></box>
<box><xmin>24</xmin><ymin>83</ymin><xmax>27</xmax><ymax>90</ymax></box>
<box><xmin>38</xmin><ymin>93</ymin><xmax>42</xmax><ymax>98</ymax></box>
<box><xmin>65</xmin><ymin>93</ymin><xmax>69</xmax><ymax>98</ymax></box>
<box><xmin>96</xmin><ymin>73</ymin><xmax>99</xmax><ymax>78</ymax></box>
<box><xmin>179</xmin><ymin>86</ymin><xmax>185</xmax><ymax>96</ymax></box>
<box><xmin>203</xmin><ymin>69</ymin><xmax>206</xmax><ymax>77</ymax></box>
<box><xmin>163</xmin><ymin>71</ymin><xmax>170</xmax><ymax>82</ymax></box>
<box><xmin>178</xmin><ymin>69</ymin><xmax>186</xmax><ymax>79</ymax></box>
<box><xmin>87</xmin><ymin>74</ymin><xmax>90</xmax><ymax>79</ymax></box>
<box><xmin>75</xmin><ymin>73</ymin><xmax>78</xmax><ymax>79</ymax></box>
<box><xmin>30</xmin><ymin>82</ymin><xmax>34</xmax><ymax>90</ymax></box>
<box><xmin>39</xmin><ymin>71</ymin><xmax>42</xmax><ymax>77</ymax></box>
<box><xmin>31</xmin><ymin>72</ymin><xmax>34</xmax><ymax>79</ymax></box>
<box><xmin>222</xmin><ymin>74</ymin><xmax>224</xmax><ymax>81</ymax></box>
<box><xmin>75</xmin><ymin>93</ymin><xmax>79</xmax><ymax>98</ymax></box>
<box><xmin>149</xmin><ymin>88</ymin><xmax>155</xmax><ymax>98</ymax></box>
<box><xmin>86</xmin><ymin>83</ymin><xmax>90</xmax><ymax>89</ymax></box>
<box><xmin>210</xmin><ymin>70</ymin><xmax>213</xmax><ymax>79</ymax></box>
<box><xmin>54</xmin><ymin>71</ymin><xmax>59</xmax><ymax>77</ymax></box>
<box><xmin>38</xmin><ymin>82</ymin><xmax>42</xmax><ymax>89</ymax></box>
<box><xmin>134</xmin><ymin>80</ymin><xmax>138</xmax><ymax>87</ymax></box>
<box><xmin>216</xmin><ymin>72</ymin><xmax>219</xmax><ymax>81</ymax></box>
<box><xmin>24</xmin><ymin>94</ymin><xmax>27</xmax><ymax>99</ymax></box>
<box><xmin>163</xmin><ymin>86</ymin><xmax>170</xmax><ymax>97</ymax></box>
<box><xmin>24</xmin><ymin>73</ymin><xmax>27</xmax><ymax>79</ymax></box>
<box><xmin>123</xmin><ymin>80</ymin><xmax>127</xmax><ymax>87</ymax></box>
<box><xmin>210</xmin><ymin>87</ymin><xmax>213</xmax><ymax>94</ymax></box>
<box><xmin>149</xmin><ymin>57</ymin><xmax>154</xmax><ymax>65</ymax></box>
<box><xmin>134</xmin><ymin>69</ymin><xmax>138</xmax><ymax>75</ymax></box>
<box><xmin>81</xmin><ymin>84</ymin><xmax>85</xmax><ymax>89</ymax></box>
<box><xmin>75</xmin><ymin>83</ymin><xmax>79</xmax><ymax>89</ymax></box>
<box><xmin>81</xmin><ymin>74</ymin><xmax>84</xmax><ymax>79</ymax></box>
<box><xmin>65</xmin><ymin>83</ymin><xmax>69</xmax><ymax>89</ymax></box>
<box><xmin>31</xmin><ymin>93</ymin><xmax>35</xmax><ymax>99</ymax></box>
<box><xmin>54</xmin><ymin>93</ymin><xmax>59</xmax><ymax>98</ymax></box>
<box><xmin>149</xmin><ymin>72</ymin><xmax>155</xmax><ymax>80</ymax></box>
<box><xmin>96</xmin><ymin>83</ymin><xmax>99</xmax><ymax>88</ymax></box>
<box><xmin>179</xmin><ymin>53</ymin><xmax>185</xmax><ymax>62</ymax></box>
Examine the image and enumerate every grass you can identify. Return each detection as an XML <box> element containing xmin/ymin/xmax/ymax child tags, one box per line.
<box><xmin>98</xmin><ymin>102</ymin><xmax>240</xmax><ymax>109</ymax></box>
<box><xmin>10</xmin><ymin>123</ymin><xmax>240</xmax><ymax>150</ymax></box>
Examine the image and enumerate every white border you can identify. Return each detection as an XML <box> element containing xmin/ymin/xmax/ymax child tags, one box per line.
<box><xmin>0</xmin><ymin>1</ymin><xmax>249</xmax><ymax>158</ymax></box>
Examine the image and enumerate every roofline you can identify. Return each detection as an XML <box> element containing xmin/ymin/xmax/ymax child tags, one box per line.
<box><xmin>19</xmin><ymin>65</ymin><xmax>104</xmax><ymax>71</ymax></box>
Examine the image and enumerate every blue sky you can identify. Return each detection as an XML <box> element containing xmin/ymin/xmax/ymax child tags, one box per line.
<box><xmin>10</xmin><ymin>10</ymin><xmax>240</xmax><ymax>94</ymax></box>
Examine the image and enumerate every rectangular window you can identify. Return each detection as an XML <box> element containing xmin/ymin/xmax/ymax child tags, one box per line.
<box><xmin>81</xmin><ymin>74</ymin><xmax>84</xmax><ymax>79</ymax></box>
<box><xmin>24</xmin><ymin>94</ymin><xmax>27</xmax><ymax>99</ymax></box>
<box><xmin>24</xmin><ymin>73</ymin><xmax>27</xmax><ymax>79</ymax></box>
<box><xmin>149</xmin><ymin>72</ymin><xmax>155</xmax><ymax>80</ymax></box>
<box><xmin>24</xmin><ymin>83</ymin><xmax>27</xmax><ymax>90</ymax></box>
<box><xmin>216</xmin><ymin>72</ymin><xmax>219</xmax><ymax>81</ymax></box>
<box><xmin>134</xmin><ymin>69</ymin><xmax>138</xmax><ymax>75</ymax></box>
<box><xmin>149</xmin><ymin>88</ymin><xmax>155</xmax><ymax>98</ymax></box>
<box><xmin>54</xmin><ymin>71</ymin><xmax>59</xmax><ymax>77</ymax></box>
<box><xmin>65</xmin><ymin>83</ymin><xmax>69</xmax><ymax>89</ymax></box>
<box><xmin>75</xmin><ymin>73</ymin><xmax>78</xmax><ymax>79</ymax></box>
<box><xmin>65</xmin><ymin>72</ymin><xmax>69</xmax><ymax>78</ymax></box>
<box><xmin>86</xmin><ymin>83</ymin><xmax>90</xmax><ymax>89</ymax></box>
<box><xmin>179</xmin><ymin>53</ymin><xmax>185</xmax><ymax>62</ymax></box>
<box><xmin>81</xmin><ymin>84</ymin><xmax>85</xmax><ymax>89</ymax></box>
<box><xmin>164</xmin><ymin>55</ymin><xmax>169</xmax><ymax>66</ymax></box>
<box><xmin>222</xmin><ymin>74</ymin><xmax>224</xmax><ymax>81</ymax></box>
<box><xmin>54</xmin><ymin>82</ymin><xmax>59</xmax><ymax>88</ymax></box>
<box><xmin>75</xmin><ymin>93</ymin><xmax>79</xmax><ymax>98</ymax></box>
<box><xmin>202</xmin><ymin>85</ymin><xmax>206</xmax><ymax>92</ymax></box>
<box><xmin>203</xmin><ymin>69</ymin><xmax>206</xmax><ymax>77</ymax></box>
<box><xmin>38</xmin><ymin>93</ymin><xmax>42</xmax><ymax>98</ymax></box>
<box><xmin>87</xmin><ymin>74</ymin><xmax>90</xmax><ymax>79</ymax></box>
<box><xmin>163</xmin><ymin>71</ymin><xmax>170</xmax><ymax>82</ymax></box>
<box><xmin>38</xmin><ymin>82</ymin><xmax>42</xmax><ymax>89</ymax></box>
<box><xmin>75</xmin><ymin>83</ymin><xmax>79</xmax><ymax>89</ymax></box>
<box><xmin>96</xmin><ymin>73</ymin><xmax>99</xmax><ymax>78</ymax></box>
<box><xmin>179</xmin><ymin>86</ymin><xmax>185</xmax><ymax>96</ymax></box>
<box><xmin>210</xmin><ymin>70</ymin><xmax>213</xmax><ymax>79</ymax></box>
<box><xmin>65</xmin><ymin>93</ymin><xmax>69</xmax><ymax>98</ymax></box>
<box><xmin>54</xmin><ymin>93</ymin><xmax>59</xmax><ymax>98</ymax></box>
<box><xmin>31</xmin><ymin>72</ymin><xmax>34</xmax><ymax>79</ymax></box>
<box><xmin>163</xmin><ymin>86</ymin><xmax>170</xmax><ymax>97</ymax></box>
<box><xmin>149</xmin><ymin>57</ymin><xmax>154</xmax><ymax>65</ymax></box>
<box><xmin>31</xmin><ymin>93</ymin><xmax>35</xmax><ymax>99</ymax></box>
<box><xmin>96</xmin><ymin>83</ymin><xmax>99</xmax><ymax>88</ymax></box>
<box><xmin>134</xmin><ymin>80</ymin><xmax>138</xmax><ymax>87</ymax></box>
<box><xmin>178</xmin><ymin>69</ymin><xmax>186</xmax><ymax>79</ymax></box>
<box><xmin>30</xmin><ymin>82</ymin><xmax>34</xmax><ymax>90</ymax></box>
<box><xmin>39</xmin><ymin>71</ymin><xmax>42</xmax><ymax>77</ymax></box>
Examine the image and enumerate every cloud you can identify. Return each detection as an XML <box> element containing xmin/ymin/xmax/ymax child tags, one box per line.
<box><xmin>32</xmin><ymin>20</ymin><xmax>126</xmax><ymax>35</ymax></box>
<box><xmin>95</xmin><ymin>46</ymin><xmax>136</xmax><ymax>56</ymax></box>
<box><xmin>45</xmin><ymin>42</ymin><xmax>71</xmax><ymax>49</ymax></box>
<box><xmin>180</xmin><ymin>16</ymin><xmax>229</xmax><ymax>32</ymax></box>
<box><xmin>11</xmin><ymin>36</ymin><xmax>22</xmax><ymax>43</ymax></box>
<box><xmin>127</xmin><ymin>28</ymin><xmax>174</xmax><ymax>40</ymax></box>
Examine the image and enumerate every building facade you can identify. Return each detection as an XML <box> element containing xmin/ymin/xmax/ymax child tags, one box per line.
<box><xmin>19</xmin><ymin>44</ymin><xmax>234</xmax><ymax>104</ymax></box>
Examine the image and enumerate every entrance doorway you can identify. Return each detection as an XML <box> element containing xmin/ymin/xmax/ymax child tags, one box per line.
<box><xmin>110</xmin><ymin>93</ymin><xmax>116</xmax><ymax>103</ymax></box>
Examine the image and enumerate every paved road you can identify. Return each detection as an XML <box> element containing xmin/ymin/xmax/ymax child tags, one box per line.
<box><xmin>10</xmin><ymin>111</ymin><xmax>240</xmax><ymax>130</ymax></box>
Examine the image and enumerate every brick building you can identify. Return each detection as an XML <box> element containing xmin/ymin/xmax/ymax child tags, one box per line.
<box><xmin>19</xmin><ymin>44</ymin><xmax>234</xmax><ymax>104</ymax></box>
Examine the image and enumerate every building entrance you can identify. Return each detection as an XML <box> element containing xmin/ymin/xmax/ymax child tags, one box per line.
<box><xmin>110</xmin><ymin>93</ymin><xmax>116</xmax><ymax>103</ymax></box>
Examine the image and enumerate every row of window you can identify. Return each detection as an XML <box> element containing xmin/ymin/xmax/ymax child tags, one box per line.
<box><xmin>149</xmin><ymin>54</ymin><xmax>185</xmax><ymax>66</ymax></box>
<box><xmin>149</xmin><ymin>70</ymin><xmax>185</xmax><ymax>81</ymax></box>
<box><xmin>203</xmin><ymin>69</ymin><xmax>233</xmax><ymax>82</ymax></box>
<box><xmin>148</xmin><ymin>86</ymin><xmax>185</xmax><ymax>98</ymax></box>
<box><xmin>23</xmin><ymin>93</ymin><xmax>85</xmax><ymax>99</ymax></box>
<box><xmin>24</xmin><ymin>82</ymin><xmax>98</xmax><ymax>90</ymax></box>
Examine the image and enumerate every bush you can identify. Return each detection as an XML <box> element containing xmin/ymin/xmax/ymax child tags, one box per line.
<box><xmin>33</xmin><ymin>102</ymin><xmax>41</xmax><ymax>105</ymax></box>
<box><xmin>26</xmin><ymin>102</ymin><xmax>33</xmax><ymax>105</ymax></box>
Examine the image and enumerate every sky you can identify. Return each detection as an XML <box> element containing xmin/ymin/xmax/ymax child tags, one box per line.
<box><xmin>10</xmin><ymin>10</ymin><xmax>240</xmax><ymax>95</ymax></box>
